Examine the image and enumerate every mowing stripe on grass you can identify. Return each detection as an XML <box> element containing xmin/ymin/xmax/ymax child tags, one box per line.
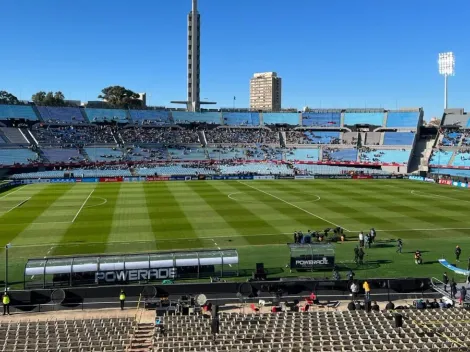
<box><xmin>144</xmin><ymin>182</ymin><xmax>204</xmax><ymax>250</ymax></box>
<box><xmin>106</xmin><ymin>183</ymin><xmax>156</xmax><ymax>253</ymax></box>
<box><xmin>238</xmin><ymin>181</ymin><xmax>347</xmax><ymax>230</ymax></box>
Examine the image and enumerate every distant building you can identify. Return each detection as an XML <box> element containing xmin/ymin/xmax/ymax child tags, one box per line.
<box><xmin>250</xmin><ymin>72</ymin><xmax>282</xmax><ymax>111</ymax></box>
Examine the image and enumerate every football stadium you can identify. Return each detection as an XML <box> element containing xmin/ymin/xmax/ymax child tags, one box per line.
<box><xmin>0</xmin><ymin>0</ymin><xmax>470</xmax><ymax>351</ymax></box>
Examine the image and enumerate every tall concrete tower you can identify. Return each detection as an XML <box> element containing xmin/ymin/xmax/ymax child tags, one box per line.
<box><xmin>171</xmin><ymin>0</ymin><xmax>216</xmax><ymax>112</ymax></box>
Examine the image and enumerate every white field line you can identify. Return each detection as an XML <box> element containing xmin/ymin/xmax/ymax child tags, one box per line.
<box><xmin>4</xmin><ymin>197</ymin><xmax>31</xmax><ymax>214</ymax></box>
<box><xmin>228</xmin><ymin>191</ymin><xmax>321</xmax><ymax>204</ymax></box>
<box><xmin>84</xmin><ymin>197</ymin><xmax>107</xmax><ymax>208</ymax></box>
<box><xmin>0</xmin><ymin>185</ymin><xmax>26</xmax><ymax>200</ymax></box>
<box><xmin>410</xmin><ymin>190</ymin><xmax>470</xmax><ymax>204</ymax></box>
<box><xmin>71</xmin><ymin>189</ymin><xmax>95</xmax><ymax>223</ymax></box>
<box><xmin>237</xmin><ymin>181</ymin><xmax>348</xmax><ymax>231</ymax></box>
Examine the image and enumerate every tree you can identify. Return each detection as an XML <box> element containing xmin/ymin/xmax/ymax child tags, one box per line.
<box><xmin>98</xmin><ymin>86</ymin><xmax>141</xmax><ymax>108</ymax></box>
<box><xmin>32</xmin><ymin>91</ymin><xmax>65</xmax><ymax>106</ymax></box>
<box><xmin>0</xmin><ymin>91</ymin><xmax>20</xmax><ymax>105</ymax></box>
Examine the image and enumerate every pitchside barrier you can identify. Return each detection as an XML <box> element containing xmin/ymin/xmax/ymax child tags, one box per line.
<box><xmin>16</xmin><ymin>174</ymin><xmax>405</xmax><ymax>184</ymax></box>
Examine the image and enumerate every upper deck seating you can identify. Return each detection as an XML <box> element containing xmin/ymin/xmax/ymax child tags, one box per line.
<box><xmin>0</xmin><ymin>104</ymin><xmax>38</xmax><ymax>121</ymax></box>
<box><xmin>172</xmin><ymin>111</ymin><xmax>221</xmax><ymax>124</ymax></box>
<box><xmin>344</xmin><ymin>112</ymin><xmax>384</xmax><ymax>126</ymax></box>
<box><xmin>263</xmin><ymin>113</ymin><xmax>299</xmax><ymax>125</ymax></box>
<box><xmin>37</xmin><ymin>106</ymin><xmax>86</xmax><ymax>124</ymax></box>
<box><xmin>222</xmin><ymin>112</ymin><xmax>260</xmax><ymax>126</ymax></box>
<box><xmin>129</xmin><ymin>109</ymin><xmax>171</xmax><ymax>125</ymax></box>
<box><xmin>85</xmin><ymin>108</ymin><xmax>129</xmax><ymax>123</ymax></box>
<box><xmin>386</xmin><ymin>111</ymin><xmax>419</xmax><ymax>128</ymax></box>
<box><xmin>301</xmin><ymin>112</ymin><xmax>341</xmax><ymax>127</ymax></box>
<box><xmin>383</xmin><ymin>132</ymin><xmax>415</xmax><ymax>145</ymax></box>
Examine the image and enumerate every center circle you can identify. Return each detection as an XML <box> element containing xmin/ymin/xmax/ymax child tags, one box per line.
<box><xmin>228</xmin><ymin>191</ymin><xmax>321</xmax><ymax>204</ymax></box>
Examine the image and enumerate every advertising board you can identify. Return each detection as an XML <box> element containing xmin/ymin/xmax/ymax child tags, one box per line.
<box><xmin>294</xmin><ymin>175</ymin><xmax>315</xmax><ymax>180</ymax></box>
<box><xmin>290</xmin><ymin>255</ymin><xmax>335</xmax><ymax>269</ymax></box>
<box><xmin>51</xmin><ymin>178</ymin><xmax>76</xmax><ymax>183</ymax></box>
<box><xmin>253</xmin><ymin>176</ymin><xmax>275</xmax><ymax>180</ymax></box>
<box><xmin>352</xmin><ymin>175</ymin><xmax>373</xmax><ymax>179</ymax></box>
<box><xmin>99</xmin><ymin>177</ymin><xmax>123</xmax><ymax>183</ymax></box>
<box><xmin>146</xmin><ymin>176</ymin><xmax>169</xmax><ymax>181</ymax></box>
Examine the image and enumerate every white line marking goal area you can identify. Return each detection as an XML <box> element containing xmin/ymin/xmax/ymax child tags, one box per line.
<box><xmin>237</xmin><ymin>181</ymin><xmax>348</xmax><ymax>231</ymax></box>
<box><xmin>71</xmin><ymin>189</ymin><xmax>95</xmax><ymax>223</ymax></box>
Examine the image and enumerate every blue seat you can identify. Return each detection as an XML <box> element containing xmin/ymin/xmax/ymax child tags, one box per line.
<box><xmin>386</xmin><ymin>111</ymin><xmax>419</xmax><ymax>128</ymax></box>
<box><xmin>168</xmin><ymin>147</ymin><xmax>207</xmax><ymax>160</ymax></box>
<box><xmin>85</xmin><ymin>108</ymin><xmax>129</xmax><ymax>123</ymax></box>
<box><xmin>344</xmin><ymin>112</ymin><xmax>384</xmax><ymax>126</ymax></box>
<box><xmin>295</xmin><ymin>164</ymin><xmax>389</xmax><ymax>175</ymax></box>
<box><xmin>429</xmin><ymin>151</ymin><xmax>452</xmax><ymax>165</ymax></box>
<box><xmin>430</xmin><ymin>168</ymin><xmax>470</xmax><ymax>178</ymax></box>
<box><xmin>172</xmin><ymin>111</ymin><xmax>221</xmax><ymax>124</ymax></box>
<box><xmin>303</xmin><ymin>131</ymin><xmax>340</xmax><ymax>144</ymax></box>
<box><xmin>383</xmin><ymin>132</ymin><xmax>415</xmax><ymax>145</ymax></box>
<box><xmin>452</xmin><ymin>152</ymin><xmax>470</xmax><ymax>166</ymax></box>
<box><xmin>360</xmin><ymin>149</ymin><xmax>411</xmax><ymax>164</ymax></box>
<box><xmin>37</xmin><ymin>106</ymin><xmax>86</xmax><ymax>124</ymax></box>
<box><xmin>84</xmin><ymin>147</ymin><xmax>123</xmax><ymax>162</ymax></box>
<box><xmin>285</xmin><ymin>149</ymin><xmax>320</xmax><ymax>161</ymax></box>
<box><xmin>441</xmin><ymin>131</ymin><xmax>462</xmax><ymax>146</ymax></box>
<box><xmin>129</xmin><ymin>110</ymin><xmax>172</xmax><ymax>124</ymax></box>
<box><xmin>326</xmin><ymin>149</ymin><xmax>357</xmax><ymax>162</ymax></box>
<box><xmin>0</xmin><ymin>148</ymin><xmax>38</xmax><ymax>165</ymax></box>
<box><xmin>301</xmin><ymin>112</ymin><xmax>341</xmax><ymax>127</ymax></box>
<box><xmin>222</xmin><ymin>112</ymin><xmax>260</xmax><ymax>126</ymax></box>
<box><xmin>263</xmin><ymin>113</ymin><xmax>300</xmax><ymax>125</ymax></box>
<box><xmin>0</xmin><ymin>105</ymin><xmax>38</xmax><ymax>121</ymax></box>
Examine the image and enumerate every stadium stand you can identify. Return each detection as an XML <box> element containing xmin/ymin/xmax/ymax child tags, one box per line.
<box><xmin>41</xmin><ymin>148</ymin><xmax>85</xmax><ymax>163</ymax></box>
<box><xmin>84</xmin><ymin>147</ymin><xmax>123</xmax><ymax>162</ymax></box>
<box><xmin>207</xmin><ymin>147</ymin><xmax>246</xmax><ymax>160</ymax></box>
<box><xmin>295</xmin><ymin>164</ymin><xmax>389</xmax><ymax>175</ymax></box>
<box><xmin>222</xmin><ymin>112</ymin><xmax>260</xmax><ymax>126</ymax></box>
<box><xmin>125</xmin><ymin>146</ymin><xmax>168</xmax><ymax>161</ymax></box>
<box><xmin>301</xmin><ymin>111</ymin><xmax>341</xmax><ymax>127</ymax></box>
<box><xmin>441</xmin><ymin>130</ymin><xmax>462</xmax><ymax>146</ymax></box>
<box><xmin>364</xmin><ymin>132</ymin><xmax>381</xmax><ymax>145</ymax></box>
<box><xmin>205</xmin><ymin>128</ymin><xmax>278</xmax><ymax>144</ymax></box>
<box><xmin>219</xmin><ymin>163</ymin><xmax>293</xmax><ymax>175</ymax></box>
<box><xmin>172</xmin><ymin>111</ymin><xmax>221</xmax><ymax>124</ymax></box>
<box><xmin>342</xmin><ymin>132</ymin><xmax>358</xmax><ymax>145</ymax></box>
<box><xmin>385</xmin><ymin>111</ymin><xmax>420</xmax><ymax>128</ymax></box>
<box><xmin>0</xmin><ymin>104</ymin><xmax>38</xmax><ymax>121</ymax></box>
<box><xmin>0</xmin><ymin>148</ymin><xmax>38</xmax><ymax>165</ymax></box>
<box><xmin>11</xmin><ymin>167</ymin><xmax>132</xmax><ymax>179</ymax></box>
<box><xmin>323</xmin><ymin>148</ymin><xmax>358</xmax><ymax>162</ymax></box>
<box><xmin>442</xmin><ymin>113</ymin><xmax>468</xmax><ymax>127</ymax></box>
<box><xmin>128</xmin><ymin>109</ymin><xmax>172</xmax><ymax>125</ymax></box>
<box><xmin>344</xmin><ymin>112</ymin><xmax>384</xmax><ymax>126</ymax></box>
<box><xmin>36</xmin><ymin>106</ymin><xmax>87</xmax><ymax>124</ymax></box>
<box><xmin>168</xmin><ymin>147</ymin><xmax>207</xmax><ymax>160</ymax></box>
<box><xmin>263</xmin><ymin>112</ymin><xmax>299</xmax><ymax>125</ymax></box>
<box><xmin>429</xmin><ymin>150</ymin><xmax>453</xmax><ymax>166</ymax></box>
<box><xmin>430</xmin><ymin>167</ymin><xmax>470</xmax><ymax>177</ymax></box>
<box><xmin>151</xmin><ymin>309</ymin><xmax>470</xmax><ymax>352</ymax></box>
<box><xmin>84</xmin><ymin>108</ymin><xmax>129</xmax><ymax>123</ymax></box>
<box><xmin>0</xmin><ymin>127</ymin><xmax>29</xmax><ymax>144</ymax></box>
<box><xmin>32</xmin><ymin>125</ymin><xmax>117</xmax><ymax>146</ymax></box>
<box><xmin>0</xmin><ymin>317</ymin><xmax>132</xmax><ymax>351</ymax></box>
<box><xmin>451</xmin><ymin>151</ymin><xmax>470</xmax><ymax>167</ymax></box>
<box><xmin>359</xmin><ymin>148</ymin><xmax>411</xmax><ymax>164</ymax></box>
<box><xmin>120</xmin><ymin>127</ymin><xmax>200</xmax><ymax>144</ymax></box>
<box><xmin>285</xmin><ymin>148</ymin><xmax>320</xmax><ymax>161</ymax></box>
<box><xmin>383</xmin><ymin>132</ymin><xmax>415</xmax><ymax>146</ymax></box>
<box><xmin>286</xmin><ymin>131</ymin><xmax>340</xmax><ymax>145</ymax></box>
<box><xmin>137</xmin><ymin>164</ymin><xmax>216</xmax><ymax>176</ymax></box>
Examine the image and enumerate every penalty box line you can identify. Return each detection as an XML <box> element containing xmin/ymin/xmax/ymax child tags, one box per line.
<box><xmin>237</xmin><ymin>181</ymin><xmax>349</xmax><ymax>232</ymax></box>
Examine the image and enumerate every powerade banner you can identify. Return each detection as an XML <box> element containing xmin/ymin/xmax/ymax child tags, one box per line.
<box><xmin>95</xmin><ymin>268</ymin><xmax>177</xmax><ymax>284</ymax></box>
<box><xmin>294</xmin><ymin>176</ymin><xmax>315</xmax><ymax>180</ymax></box>
<box><xmin>290</xmin><ymin>255</ymin><xmax>335</xmax><ymax>269</ymax></box>
<box><xmin>146</xmin><ymin>176</ymin><xmax>169</xmax><ymax>181</ymax></box>
<box><xmin>51</xmin><ymin>178</ymin><xmax>76</xmax><ymax>183</ymax></box>
<box><xmin>253</xmin><ymin>176</ymin><xmax>275</xmax><ymax>180</ymax></box>
<box><xmin>99</xmin><ymin>177</ymin><xmax>123</xmax><ymax>183</ymax></box>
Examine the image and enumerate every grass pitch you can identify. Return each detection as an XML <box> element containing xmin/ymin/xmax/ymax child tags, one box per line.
<box><xmin>1</xmin><ymin>179</ymin><xmax>470</xmax><ymax>287</ymax></box>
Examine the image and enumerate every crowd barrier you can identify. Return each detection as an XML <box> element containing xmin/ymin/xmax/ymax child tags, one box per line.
<box><xmin>16</xmin><ymin>174</ymin><xmax>405</xmax><ymax>184</ymax></box>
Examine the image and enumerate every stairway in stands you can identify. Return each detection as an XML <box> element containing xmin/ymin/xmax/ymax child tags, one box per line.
<box><xmin>128</xmin><ymin>322</ymin><xmax>154</xmax><ymax>352</ymax></box>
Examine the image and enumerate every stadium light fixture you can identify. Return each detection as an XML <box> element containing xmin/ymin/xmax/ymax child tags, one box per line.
<box><xmin>438</xmin><ymin>52</ymin><xmax>455</xmax><ymax>109</ymax></box>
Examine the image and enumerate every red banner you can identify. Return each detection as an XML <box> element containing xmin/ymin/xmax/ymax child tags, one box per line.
<box><xmin>438</xmin><ymin>179</ymin><xmax>452</xmax><ymax>185</ymax></box>
<box><xmin>146</xmin><ymin>176</ymin><xmax>170</xmax><ymax>181</ymax></box>
<box><xmin>99</xmin><ymin>177</ymin><xmax>123</xmax><ymax>183</ymax></box>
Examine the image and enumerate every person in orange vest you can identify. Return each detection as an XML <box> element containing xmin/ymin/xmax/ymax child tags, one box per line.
<box><xmin>363</xmin><ymin>281</ymin><xmax>371</xmax><ymax>301</ymax></box>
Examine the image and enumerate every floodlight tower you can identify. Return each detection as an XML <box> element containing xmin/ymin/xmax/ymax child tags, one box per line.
<box><xmin>438</xmin><ymin>52</ymin><xmax>455</xmax><ymax>110</ymax></box>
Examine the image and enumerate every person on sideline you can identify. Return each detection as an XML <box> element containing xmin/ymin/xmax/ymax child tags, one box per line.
<box><xmin>2</xmin><ymin>292</ymin><xmax>10</xmax><ymax>315</ymax></box>
<box><xmin>363</xmin><ymin>281</ymin><xmax>371</xmax><ymax>301</ymax></box>
<box><xmin>119</xmin><ymin>290</ymin><xmax>126</xmax><ymax>310</ymax></box>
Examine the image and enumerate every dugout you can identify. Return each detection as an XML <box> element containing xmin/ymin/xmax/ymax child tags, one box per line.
<box><xmin>23</xmin><ymin>249</ymin><xmax>239</xmax><ymax>289</ymax></box>
<box><xmin>288</xmin><ymin>243</ymin><xmax>335</xmax><ymax>271</ymax></box>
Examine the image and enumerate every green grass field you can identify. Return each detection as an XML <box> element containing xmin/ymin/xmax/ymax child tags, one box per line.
<box><xmin>1</xmin><ymin>179</ymin><xmax>469</xmax><ymax>287</ymax></box>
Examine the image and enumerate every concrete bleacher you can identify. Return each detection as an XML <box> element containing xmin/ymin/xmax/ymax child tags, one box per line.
<box><xmin>152</xmin><ymin>309</ymin><xmax>470</xmax><ymax>352</ymax></box>
<box><xmin>0</xmin><ymin>127</ymin><xmax>29</xmax><ymax>144</ymax></box>
<box><xmin>383</xmin><ymin>132</ymin><xmax>415</xmax><ymax>145</ymax></box>
<box><xmin>301</xmin><ymin>112</ymin><xmax>341</xmax><ymax>127</ymax></box>
<box><xmin>285</xmin><ymin>148</ymin><xmax>320</xmax><ymax>161</ymax></box>
<box><xmin>360</xmin><ymin>149</ymin><xmax>411</xmax><ymax>164</ymax></box>
<box><xmin>342</xmin><ymin>132</ymin><xmax>358</xmax><ymax>145</ymax></box>
<box><xmin>11</xmin><ymin>168</ymin><xmax>132</xmax><ymax>179</ymax></box>
<box><xmin>0</xmin><ymin>148</ymin><xmax>38</xmax><ymax>165</ymax></box>
<box><xmin>0</xmin><ymin>104</ymin><xmax>38</xmax><ymax>121</ymax></box>
<box><xmin>84</xmin><ymin>147</ymin><xmax>123</xmax><ymax>162</ymax></box>
<box><xmin>172</xmin><ymin>111</ymin><xmax>221</xmax><ymax>124</ymax></box>
<box><xmin>344</xmin><ymin>112</ymin><xmax>384</xmax><ymax>126</ymax></box>
<box><xmin>385</xmin><ymin>111</ymin><xmax>419</xmax><ymax>128</ymax></box>
<box><xmin>168</xmin><ymin>148</ymin><xmax>207</xmax><ymax>160</ymax></box>
<box><xmin>37</xmin><ymin>106</ymin><xmax>87</xmax><ymax>124</ymax></box>
<box><xmin>136</xmin><ymin>165</ymin><xmax>216</xmax><ymax>176</ymax></box>
<box><xmin>85</xmin><ymin>108</ymin><xmax>129</xmax><ymax>123</ymax></box>
<box><xmin>324</xmin><ymin>148</ymin><xmax>358</xmax><ymax>162</ymax></box>
<box><xmin>442</xmin><ymin>114</ymin><xmax>468</xmax><ymax>127</ymax></box>
<box><xmin>429</xmin><ymin>150</ymin><xmax>453</xmax><ymax>166</ymax></box>
<box><xmin>364</xmin><ymin>132</ymin><xmax>381</xmax><ymax>145</ymax></box>
<box><xmin>129</xmin><ymin>109</ymin><xmax>172</xmax><ymax>125</ymax></box>
<box><xmin>222</xmin><ymin>112</ymin><xmax>260</xmax><ymax>126</ymax></box>
<box><xmin>42</xmin><ymin>148</ymin><xmax>85</xmax><ymax>163</ymax></box>
<box><xmin>263</xmin><ymin>113</ymin><xmax>299</xmax><ymax>125</ymax></box>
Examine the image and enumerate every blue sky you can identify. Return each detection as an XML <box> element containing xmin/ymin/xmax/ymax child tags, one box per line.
<box><xmin>1</xmin><ymin>0</ymin><xmax>469</xmax><ymax>119</ymax></box>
